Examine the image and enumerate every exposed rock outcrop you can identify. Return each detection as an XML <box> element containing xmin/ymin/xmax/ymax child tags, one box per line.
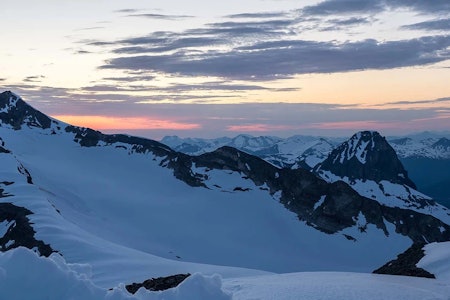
<box><xmin>126</xmin><ymin>273</ymin><xmax>191</xmax><ymax>294</ymax></box>
<box><xmin>373</xmin><ymin>243</ymin><xmax>435</xmax><ymax>278</ymax></box>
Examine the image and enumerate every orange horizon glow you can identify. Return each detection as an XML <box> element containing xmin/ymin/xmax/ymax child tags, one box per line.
<box><xmin>53</xmin><ymin>115</ymin><xmax>201</xmax><ymax>131</ymax></box>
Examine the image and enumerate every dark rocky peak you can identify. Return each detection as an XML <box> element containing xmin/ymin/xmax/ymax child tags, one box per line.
<box><xmin>432</xmin><ymin>137</ymin><xmax>450</xmax><ymax>151</ymax></box>
<box><xmin>0</xmin><ymin>91</ymin><xmax>54</xmax><ymax>130</ymax></box>
<box><xmin>315</xmin><ymin>131</ymin><xmax>416</xmax><ymax>188</ymax></box>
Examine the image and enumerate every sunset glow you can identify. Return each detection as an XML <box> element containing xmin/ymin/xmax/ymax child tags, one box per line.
<box><xmin>54</xmin><ymin>115</ymin><xmax>201</xmax><ymax>131</ymax></box>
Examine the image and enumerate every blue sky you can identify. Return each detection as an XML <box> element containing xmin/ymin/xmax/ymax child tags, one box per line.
<box><xmin>1</xmin><ymin>0</ymin><xmax>449</xmax><ymax>138</ymax></box>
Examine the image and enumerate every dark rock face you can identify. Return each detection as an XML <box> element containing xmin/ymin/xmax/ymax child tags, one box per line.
<box><xmin>373</xmin><ymin>243</ymin><xmax>435</xmax><ymax>278</ymax></box>
<box><xmin>0</xmin><ymin>138</ymin><xmax>54</xmax><ymax>256</ymax></box>
<box><xmin>0</xmin><ymin>91</ymin><xmax>53</xmax><ymax>130</ymax></box>
<box><xmin>0</xmin><ymin>202</ymin><xmax>54</xmax><ymax>256</ymax></box>
<box><xmin>316</xmin><ymin>131</ymin><xmax>416</xmax><ymax>188</ymax></box>
<box><xmin>17</xmin><ymin>163</ymin><xmax>33</xmax><ymax>184</ymax></box>
<box><xmin>191</xmin><ymin>146</ymin><xmax>450</xmax><ymax>243</ymax></box>
<box><xmin>195</xmin><ymin>146</ymin><xmax>281</xmax><ymax>188</ymax></box>
<box><xmin>279</xmin><ymin>171</ymin><xmax>450</xmax><ymax>242</ymax></box>
<box><xmin>126</xmin><ymin>273</ymin><xmax>191</xmax><ymax>294</ymax></box>
<box><xmin>0</xmin><ymin>137</ymin><xmax>10</xmax><ymax>153</ymax></box>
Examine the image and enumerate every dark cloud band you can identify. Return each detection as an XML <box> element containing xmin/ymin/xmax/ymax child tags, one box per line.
<box><xmin>101</xmin><ymin>35</ymin><xmax>450</xmax><ymax>80</ymax></box>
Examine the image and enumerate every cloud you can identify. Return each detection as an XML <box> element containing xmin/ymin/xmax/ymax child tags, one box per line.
<box><xmin>394</xmin><ymin>0</ymin><xmax>450</xmax><ymax>14</ymax></box>
<box><xmin>312</xmin><ymin>16</ymin><xmax>374</xmax><ymax>32</ymax></box>
<box><xmin>101</xmin><ymin>35</ymin><xmax>450</xmax><ymax>80</ymax></box>
<box><xmin>152</xmin><ymin>82</ymin><xmax>277</xmax><ymax>92</ymax></box>
<box><xmin>302</xmin><ymin>0</ymin><xmax>450</xmax><ymax>16</ymax></box>
<box><xmin>327</xmin><ymin>17</ymin><xmax>372</xmax><ymax>26</ymax></box>
<box><xmin>126</xmin><ymin>13</ymin><xmax>193</xmax><ymax>20</ymax></box>
<box><xmin>204</xmin><ymin>19</ymin><xmax>294</xmax><ymax>35</ymax></box>
<box><xmin>75</xmin><ymin>27</ymin><xmax>105</xmax><ymax>31</ymax></box>
<box><xmin>86</xmin><ymin>3</ymin><xmax>449</xmax><ymax>82</ymax></box>
<box><xmin>81</xmin><ymin>81</ymin><xmax>283</xmax><ymax>94</ymax></box>
<box><xmin>381</xmin><ymin>96</ymin><xmax>450</xmax><ymax>106</ymax></box>
<box><xmin>114</xmin><ymin>9</ymin><xmax>143</xmax><ymax>14</ymax></box>
<box><xmin>90</xmin><ymin>17</ymin><xmax>294</xmax><ymax>54</ymax></box>
<box><xmin>302</xmin><ymin>0</ymin><xmax>384</xmax><ymax>16</ymax></box>
<box><xmin>402</xmin><ymin>18</ymin><xmax>450</xmax><ymax>31</ymax></box>
<box><xmin>225</xmin><ymin>12</ymin><xmax>287</xmax><ymax>19</ymax></box>
<box><xmin>1</xmin><ymin>83</ymin><xmax>243</xmax><ymax>108</ymax></box>
<box><xmin>23</xmin><ymin>75</ymin><xmax>46</xmax><ymax>83</ymax></box>
<box><xmin>102</xmin><ymin>75</ymin><xmax>156</xmax><ymax>82</ymax></box>
<box><xmin>112</xmin><ymin>37</ymin><xmax>223</xmax><ymax>54</ymax></box>
<box><xmin>81</xmin><ymin>84</ymin><xmax>151</xmax><ymax>92</ymax></box>
<box><xmin>107</xmin><ymin>103</ymin><xmax>449</xmax><ymax>138</ymax></box>
<box><xmin>76</xmin><ymin>50</ymin><xmax>92</xmax><ymax>54</ymax></box>
<box><xmin>307</xmin><ymin>120</ymin><xmax>409</xmax><ymax>130</ymax></box>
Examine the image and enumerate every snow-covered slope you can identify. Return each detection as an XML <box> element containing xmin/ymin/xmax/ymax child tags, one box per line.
<box><xmin>418</xmin><ymin>241</ymin><xmax>450</xmax><ymax>281</ymax></box>
<box><xmin>1</xmin><ymin>247</ymin><xmax>449</xmax><ymax>300</ymax></box>
<box><xmin>223</xmin><ymin>271</ymin><xmax>450</xmax><ymax>300</ymax></box>
<box><xmin>0</xmin><ymin>126</ymin><xmax>417</xmax><ymax>276</ymax></box>
<box><xmin>1</xmin><ymin>91</ymin><xmax>450</xmax><ymax>298</ymax></box>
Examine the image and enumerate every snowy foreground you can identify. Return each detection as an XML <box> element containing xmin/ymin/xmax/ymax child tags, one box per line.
<box><xmin>1</xmin><ymin>247</ymin><xmax>449</xmax><ymax>300</ymax></box>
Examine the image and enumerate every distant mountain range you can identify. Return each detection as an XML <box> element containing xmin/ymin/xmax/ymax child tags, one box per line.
<box><xmin>0</xmin><ymin>90</ymin><xmax>449</xmax><ymax>298</ymax></box>
<box><xmin>162</xmin><ymin>132</ymin><xmax>450</xmax><ymax>207</ymax></box>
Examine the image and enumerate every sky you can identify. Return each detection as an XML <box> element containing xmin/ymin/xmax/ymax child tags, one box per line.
<box><xmin>1</xmin><ymin>0</ymin><xmax>449</xmax><ymax>139</ymax></box>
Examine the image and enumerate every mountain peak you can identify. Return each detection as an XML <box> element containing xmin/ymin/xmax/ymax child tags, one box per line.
<box><xmin>432</xmin><ymin>137</ymin><xmax>450</xmax><ymax>151</ymax></box>
<box><xmin>0</xmin><ymin>91</ymin><xmax>21</xmax><ymax>108</ymax></box>
<box><xmin>316</xmin><ymin>130</ymin><xmax>416</xmax><ymax>188</ymax></box>
<box><xmin>0</xmin><ymin>91</ymin><xmax>53</xmax><ymax>130</ymax></box>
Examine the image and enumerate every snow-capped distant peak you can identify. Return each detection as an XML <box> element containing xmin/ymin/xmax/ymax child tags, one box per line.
<box><xmin>432</xmin><ymin>138</ymin><xmax>450</xmax><ymax>152</ymax></box>
<box><xmin>388</xmin><ymin>136</ymin><xmax>450</xmax><ymax>159</ymax></box>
